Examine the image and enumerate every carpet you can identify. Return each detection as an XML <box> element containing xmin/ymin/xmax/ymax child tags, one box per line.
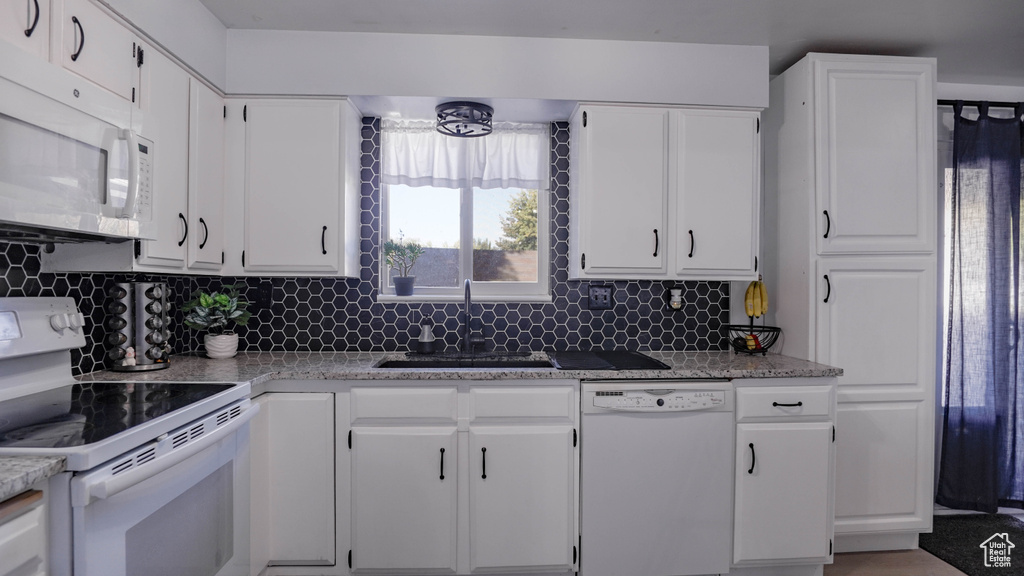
<box><xmin>919</xmin><ymin>514</ymin><xmax>1024</xmax><ymax>575</ymax></box>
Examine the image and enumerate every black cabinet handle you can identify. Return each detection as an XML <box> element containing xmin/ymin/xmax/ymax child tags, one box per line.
<box><xmin>439</xmin><ymin>448</ymin><xmax>445</xmax><ymax>480</ymax></box>
<box><xmin>823</xmin><ymin>210</ymin><xmax>831</xmax><ymax>238</ymax></box>
<box><xmin>481</xmin><ymin>447</ymin><xmax>487</xmax><ymax>479</ymax></box>
<box><xmin>198</xmin><ymin>218</ymin><xmax>209</xmax><ymax>249</ymax></box>
<box><xmin>70</xmin><ymin>16</ymin><xmax>84</xmax><ymax>61</ymax></box>
<box><xmin>823</xmin><ymin>274</ymin><xmax>831</xmax><ymax>303</ymax></box>
<box><xmin>773</xmin><ymin>401</ymin><xmax>803</xmax><ymax>407</ymax></box>
<box><xmin>321</xmin><ymin>225</ymin><xmax>327</xmax><ymax>255</ymax></box>
<box><xmin>747</xmin><ymin>443</ymin><xmax>756</xmax><ymax>474</ymax></box>
<box><xmin>25</xmin><ymin>0</ymin><xmax>40</xmax><ymax>37</ymax></box>
<box><xmin>177</xmin><ymin>213</ymin><xmax>187</xmax><ymax>247</ymax></box>
<box><xmin>653</xmin><ymin>229</ymin><xmax>659</xmax><ymax>257</ymax></box>
<box><xmin>581</xmin><ymin>253</ymin><xmax>585</xmax><ymax>270</ymax></box>
<box><xmin>688</xmin><ymin>230</ymin><xmax>695</xmax><ymax>258</ymax></box>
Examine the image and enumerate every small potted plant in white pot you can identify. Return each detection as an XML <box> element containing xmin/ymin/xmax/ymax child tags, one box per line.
<box><xmin>182</xmin><ymin>284</ymin><xmax>252</xmax><ymax>359</ymax></box>
<box><xmin>383</xmin><ymin>233</ymin><xmax>425</xmax><ymax>296</ymax></box>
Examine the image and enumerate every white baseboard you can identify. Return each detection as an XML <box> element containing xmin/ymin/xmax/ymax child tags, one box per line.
<box><xmin>834</xmin><ymin>532</ymin><xmax>919</xmax><ymax>553</ymax></box>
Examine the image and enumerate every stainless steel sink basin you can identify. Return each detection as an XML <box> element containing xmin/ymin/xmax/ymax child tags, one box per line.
<box><xmin>376</xmin><ymin>352</ymin><xmax>553</xmax><ymax>369</ymax></box>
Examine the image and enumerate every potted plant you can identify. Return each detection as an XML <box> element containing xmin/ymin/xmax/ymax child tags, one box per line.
<box><xmin>182</xmin><ymin>284</ymin><xmax>252</xmax><ymax>358</ymax></box>
<box><xmin>383</xmin><ymin>233</ymin><xmax>425</xmax><ymax>296</ymax></box>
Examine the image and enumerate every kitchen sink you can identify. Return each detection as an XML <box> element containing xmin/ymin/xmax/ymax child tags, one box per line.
<box><xmin>376</xmin><ymin>352</ymin><xmax>553</xmax><ymax>369</ymax></box>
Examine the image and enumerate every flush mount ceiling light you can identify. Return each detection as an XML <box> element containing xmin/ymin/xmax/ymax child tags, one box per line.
<box><xmin>435</xmin><ymin>101</ymin><xmax>494</xmax><ymax>138</ymax></box>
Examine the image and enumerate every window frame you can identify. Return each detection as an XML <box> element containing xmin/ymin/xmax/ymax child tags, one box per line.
<box><xmin>378</xmin><ymin>182</ymin><xmax>551</xmax><ymax>302</ymax></box>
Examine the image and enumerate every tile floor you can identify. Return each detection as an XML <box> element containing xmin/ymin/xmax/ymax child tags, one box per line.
<box><xmin>825</xmin><ymin>549</ymin><xmax>966</xmax><ymax>576</ymax></box>
<box><xmin>825</xmin><ymin>508</ymin><xmax>1024</xmax><ymax>576</ymax></box>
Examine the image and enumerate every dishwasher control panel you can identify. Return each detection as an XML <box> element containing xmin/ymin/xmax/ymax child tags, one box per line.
<box><xmin>592</xmin><ymin>389</ymin><xmax>726</xmax><ymax>412</ymax></box>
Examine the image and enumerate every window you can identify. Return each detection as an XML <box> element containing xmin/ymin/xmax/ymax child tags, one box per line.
<box><xmin>380</xmin><ymin>120</ymin><xmax>550</xmax><ymax>300</ymax></box>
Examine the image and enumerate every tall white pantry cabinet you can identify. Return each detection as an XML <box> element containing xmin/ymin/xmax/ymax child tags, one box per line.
<box><xmin>764</xmin><ymin>53</ymin><xmax>937</xmax><ymax>552</ymax></box>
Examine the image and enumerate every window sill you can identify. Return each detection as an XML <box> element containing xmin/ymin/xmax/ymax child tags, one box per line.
<box><xmin>376</xmin><ymin>294</ymin><xmax>553</xmax><ymax>304</ymax></box>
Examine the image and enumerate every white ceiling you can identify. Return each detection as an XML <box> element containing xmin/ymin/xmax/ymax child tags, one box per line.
<box><xmin>199</xmin><ymin>0</ymin><xmax>1024</xmax><ymax>86</ymax></box>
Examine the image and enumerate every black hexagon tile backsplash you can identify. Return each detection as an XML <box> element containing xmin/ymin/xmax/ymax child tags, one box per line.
<box><xmin>0</xmin><ymin>120</ymin><xmax>728</xmax><ymax>375</ymax></box>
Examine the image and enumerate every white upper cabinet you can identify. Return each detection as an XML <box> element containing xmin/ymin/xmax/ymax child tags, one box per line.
<box><xmin>0</xmin><ymin>0</ymin><xmax>50</xmax><ymax>59</ymax></box>
<box><xmin>673</xmin><ymin>108</ymin><xmax>760</xmax><ymax>278</ymax></box>
<box><xmin>187</xmin><ymin>80</ymin><xmax>225</xmax><ymax>270</ymax></box>
<box><xmin>570</xmin><ymin>103</ymin><xmax>761</xmax><ymax>280</ymax></box>
<box><xmin>570</xmin><ymin>105</ymin><xmax>669</xmax><ymax>277</ymax></box>
<box><xmin>56</xmin><ymin>0</ymin><xmax>140</xmax><ymax>105</ymax></box>
<box><xmin>136</xmin><ymin>47</ymin><xmax>189</xmax><ymax>269</ymax></box>
<box><xmin>241</xmin><ymin>99</ymin><xmax>360</xmax><ymax>275</ymax></box>
<box><xmin>814</xmin><ymin>58</ymin><xmax>935</xmax><ymax>254</ymax></box>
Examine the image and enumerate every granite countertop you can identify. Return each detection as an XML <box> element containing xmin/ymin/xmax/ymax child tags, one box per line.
<box><xmin>78</xmin><ymin>350</ymin><xmax>842</xmax><ymax>386</ymax></box>
<box><xmin>0</xmin><ymin>456</ymin><xmax>65</xmax><ymax>502</ymax></box>
<box><xmin>0</xmin><ymin>351</ymin><xmax>839</xmax><ymax>495</ymax></box>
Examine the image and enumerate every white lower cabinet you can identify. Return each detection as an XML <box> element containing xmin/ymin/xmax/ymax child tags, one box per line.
<box><xmin>468</xmin><ymin>426</ymin><xmax>574</xmax><ymax>573</ymax></box>
<box><xmin>0</xmin><ymin>484</ymin><xmax>47</xmax><ymax>576</ymax></box>
<box><xmin>251</xmin><ymin>393</ymin><xmax>335</xmax><ymax>574</ymax></box>
<box><xmin>732</xmin><ymin>380</ymin><xmax>836</xmax><ymax>571</ymax></box>
<box><xmin>346</xmin><ymin>383</ymin><xmax>578</xmax><ymax>576</ymax></box>
<box><xmin>351</xmin><ymin>427</ymin><xmax>458</xmax><ymax>573</ymax></box>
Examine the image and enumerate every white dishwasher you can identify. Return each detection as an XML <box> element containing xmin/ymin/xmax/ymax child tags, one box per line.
<box><xmin>580</xmin><ymin>380</ymin><xmax>734</xmax><ymax>576</ymax></box>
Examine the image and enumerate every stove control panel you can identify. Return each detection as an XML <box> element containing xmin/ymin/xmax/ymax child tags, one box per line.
<box><xmin>593</xmin><ymin>389</ymin><xmax>726</xmax><ymax>412</ymax></box>
<box><xmin>0</xmin><ymin>297</ymin><xmax>86</xmax><ymax>359</ymax></box>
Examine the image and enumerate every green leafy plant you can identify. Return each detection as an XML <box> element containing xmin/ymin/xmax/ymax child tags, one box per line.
<box><xmin>182</xmin><ymin>284</ymin><xmax>252</xmax><ymax>334</ymax></box>
<box><xmin>383</xmin><ymin>232</ymin><xmax>426</xmax><ymax>277</ymax></box>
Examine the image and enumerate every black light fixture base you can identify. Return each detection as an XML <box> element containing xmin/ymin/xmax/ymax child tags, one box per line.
<box><xmin>435</xmin><ymin>101</ymin><xmax>494</xmax><ymax>138</ymax></box>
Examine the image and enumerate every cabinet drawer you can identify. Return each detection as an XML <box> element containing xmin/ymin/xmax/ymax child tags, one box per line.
<box><xmin>469</xmin><ymin>387</ymin><xmax>575</xmax><ymax>421</ymax></box>
<box><xmin>351</xmin><ymin>388</ymin><xmax>457</xmax><ymax>423</ymax></box>
<box><xmin>736</xmin><ymin>386</ymin><xmax>832</xmax><ymax>420</ymax></box>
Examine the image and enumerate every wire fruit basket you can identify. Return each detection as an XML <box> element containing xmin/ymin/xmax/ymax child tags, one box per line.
<box><xmin>725</xmin><ymin>322</ymin><xmax>781</xmax><ymax>356</ymax></box>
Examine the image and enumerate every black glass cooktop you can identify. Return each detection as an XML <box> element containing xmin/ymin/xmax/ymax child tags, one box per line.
<box><xmin>0</xmin><ymin>382</ymin><xmax>234</xmax><ymax>448</ymax></box>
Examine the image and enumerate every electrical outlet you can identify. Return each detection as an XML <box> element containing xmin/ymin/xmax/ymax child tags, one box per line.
<box><xmin>255</xmin><ymin>281</ymin><xmax>273</xmax><ymax>308</ymax></box>
<box><xmin>588</xmin><ymin>284</ymin><xmax>613</xmax><ymax>310</ymax></box>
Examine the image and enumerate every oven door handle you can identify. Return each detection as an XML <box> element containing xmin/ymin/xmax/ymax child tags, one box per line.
<box><xmin>71</xmin><ymin>403</ymin><xmax>259</xmax><ymax>507</ymax></box>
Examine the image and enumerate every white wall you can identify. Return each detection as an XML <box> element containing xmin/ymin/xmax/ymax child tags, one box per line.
<box><xmin>99</xmin><ymin>0</ymin><xmax>227</xmax><ymax>89</ymax></box>
<box><xmin>937</xmin><ymin>82</ymin><xmax>1024</xmax><ymax>102</ymax></box>
<box><xmin>226</xmin><ymin>30</ymin><xmax>768</xmax><ymax>108</ymax></box>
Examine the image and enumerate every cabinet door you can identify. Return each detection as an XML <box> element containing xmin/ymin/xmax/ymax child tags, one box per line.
<box><xmin>814</xmin><ymin>58</ymin><xmax>935</xmax><ymax>254</ymax></box>
<box><xmin>468</xmin><ymin>426</ymin><xmax>575</xmax><ymax>573</ymax></box>
<box><xmin>834</xmin><ymin>401</ymin><xmax>932</xmax><ymax>534</ymax></box>
<box><xmin>136</xmin><ymin>48</ymin><xmax>188</xmax><ymax>269</ymax></box>
<box><xmin>674</xmin><ymin>109</ymin><xmax>760</xmax><ymax>278</ymax></box>
<box><xmin>815</xmin><ymin>258</ymin><xmax>935</xmax><ymax>393</ymax></box>
<box><xmin>58</xmin><ymin>0</ymin><xmax>138</xmax><ymax>103</ymax></box>
<box><xmin>244</xmin><ymin>100</ymin><xmax>340</xmax><ymax>273</ymax></box>
<box><xmin>0</xmin><ymin>0</ymin><xmax>49</xmax><ymax>59</ymax></box>
<box><xmin>734</xmin><ymin>422</ymin><xmax>833</xmax><ymax>563</ymax></box>
<box><xmin>187</xmin><ymin>80</ymin><xmax>225</xmax><ymax>270</ymax></box>
<box><xmin>572</xmin><ymin>106</ymin><xmax>667</xmax><ymax>276</ymax></box>
<box><xmin>250</xmin><ymin>393</ymin><xmax>335</xmax><ymax>568</ymax></box>
<box><xmin>351</xmin><ymin>427</ymin><xmax>457</xmax><ymax>573</ymax></box>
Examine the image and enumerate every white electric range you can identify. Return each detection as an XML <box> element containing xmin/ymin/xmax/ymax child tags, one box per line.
<box><xmin>0</xmin><ymin>297</ymin><xmax>257</xmax><ymax>576</ymax></box>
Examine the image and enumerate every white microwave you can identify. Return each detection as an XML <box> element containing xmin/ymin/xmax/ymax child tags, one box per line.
<box><xmin>0</xmin><ymin>41</ymin><xmax>154</xmax><ymax>243</ymax></box>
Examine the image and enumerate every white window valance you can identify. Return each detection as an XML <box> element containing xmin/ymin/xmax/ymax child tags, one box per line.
<box><xmin>381</xmin><ymin>120</ymin><xmax>550</xmax><ymax>190</ymax></box>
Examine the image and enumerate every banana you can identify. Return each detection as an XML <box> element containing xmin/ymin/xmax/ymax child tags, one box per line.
<box><xmin>758</xmin><ymin>280</ymin><xmax>769</xmax><ymax>316</ymax></box>
<box><xmin>751</xmin><ymin>281</ymin><xmax>762</xmax><ymax>318</ymax></box>
<box><xmin>744</xmin><ymin>282</ymin><xmax>755</xmax><ymax>317</ymax></box>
